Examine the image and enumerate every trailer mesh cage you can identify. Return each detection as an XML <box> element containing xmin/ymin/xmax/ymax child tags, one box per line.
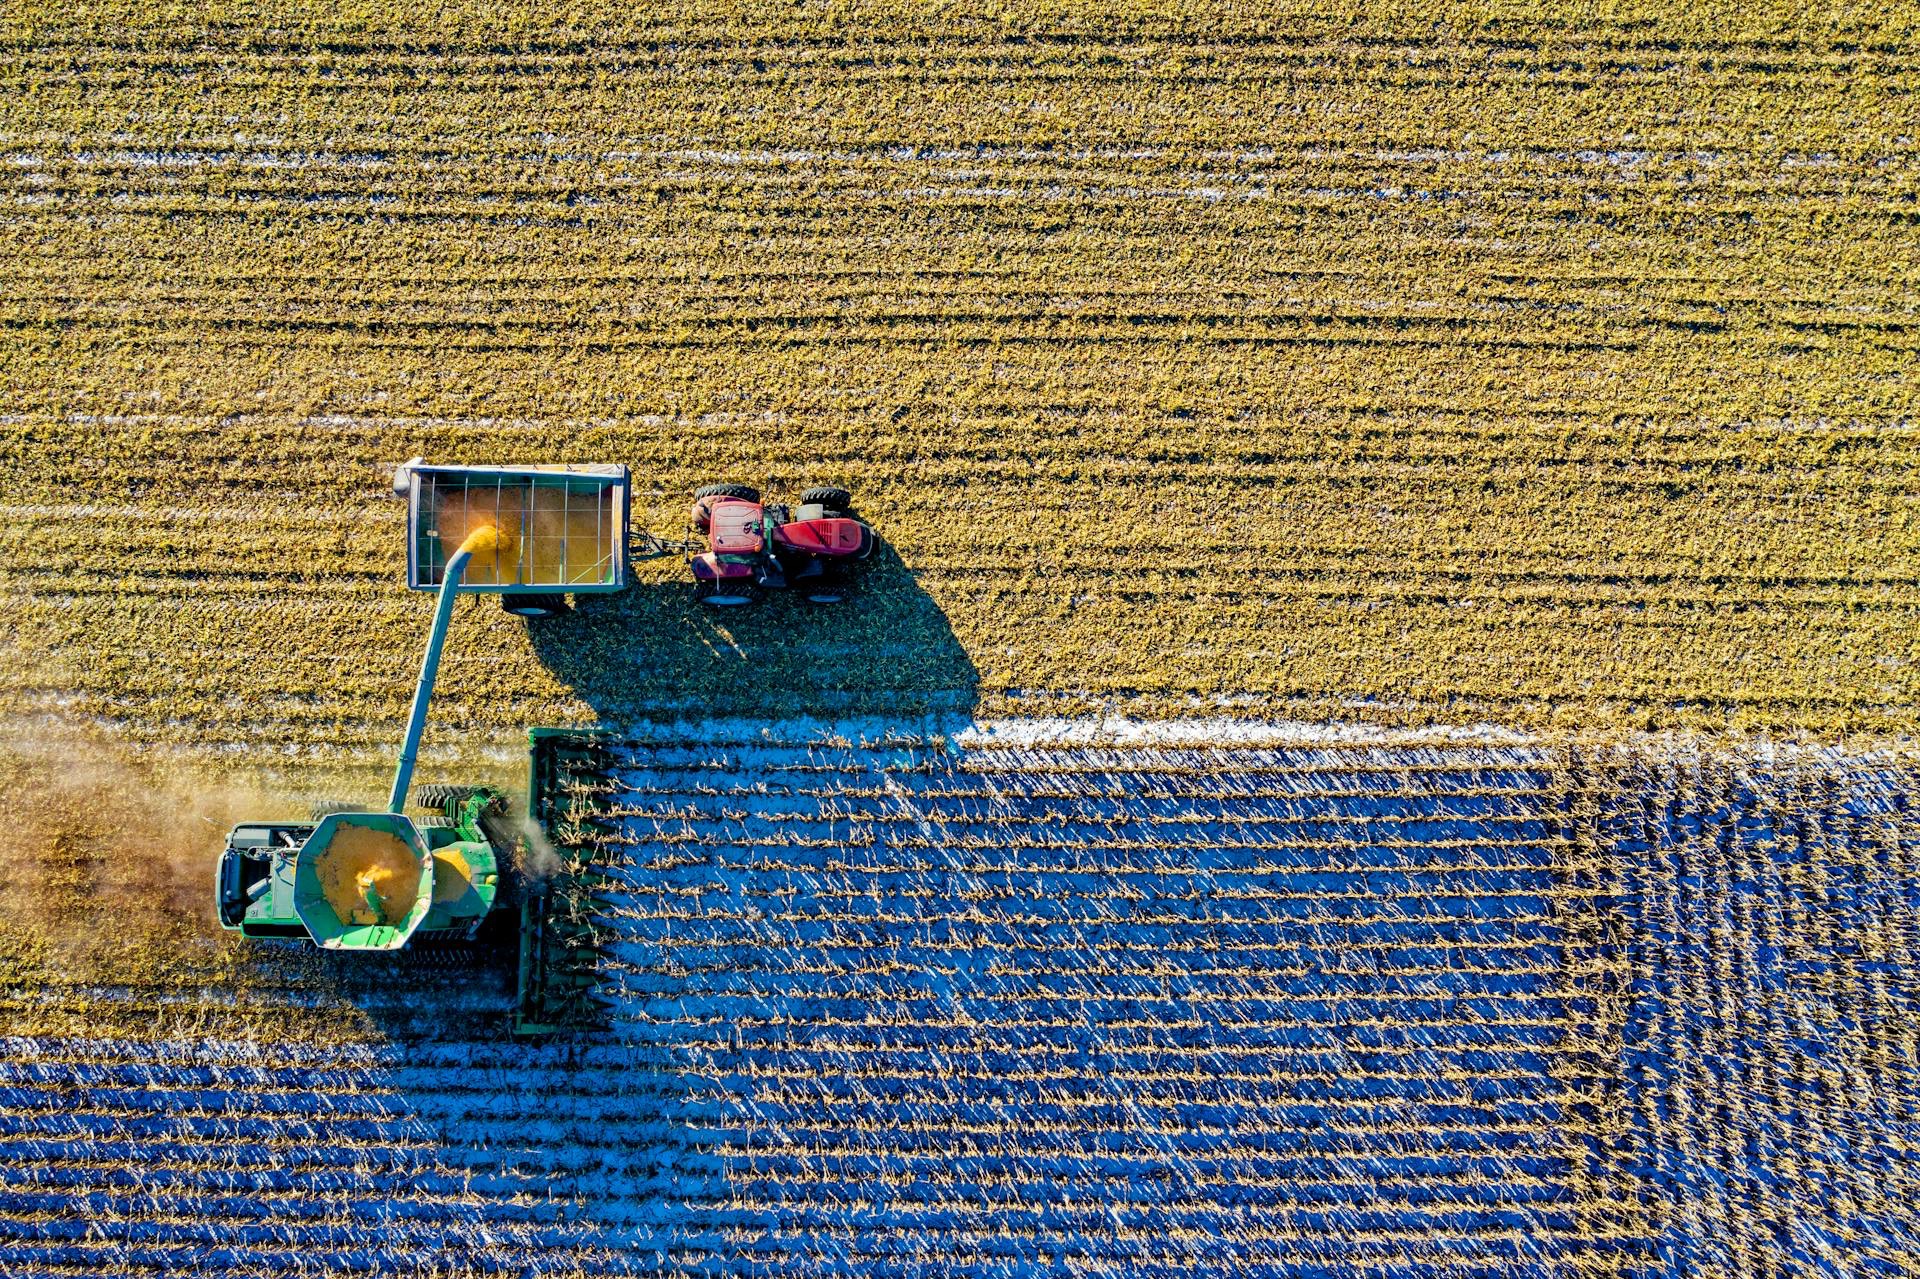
<box><xmin>403</xmin><ymin>463</ymin><xmax>630</xmax><ymax>594</ymax></box>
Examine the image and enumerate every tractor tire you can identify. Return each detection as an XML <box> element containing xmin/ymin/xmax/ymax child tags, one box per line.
<box><xmin>800</xmin><ymin>486</ymin><xmax>853</xmax><ymax>513</ymax></box>
<box><xmin>694</xmin><ymin>577</ymin><xmax>758</xmax><ymax>607</ymax></box>
<box><xmin>414</xmin><ymin>784</ymin><xmax>486</xmax><ymax>809</ymax></box>
<box><xmin>502</xmin><ymin>593</ymin><xmax>571</xmax><ymax>619</ymax></box>
<box><xmin>695</xmin><ymin>482</ymin><xmax>760</xmax><ymax>502</ymax></box>
<box><xmin>310</xmin><ymin>800</ymin><xmax>362</xmax><ymax>820</ymax></box>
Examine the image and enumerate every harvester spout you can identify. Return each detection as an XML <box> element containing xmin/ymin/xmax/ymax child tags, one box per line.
<box><xmin>387</xmin><ymin>524</ymin><xmax>511</xmax><ymax>813</ymax></box>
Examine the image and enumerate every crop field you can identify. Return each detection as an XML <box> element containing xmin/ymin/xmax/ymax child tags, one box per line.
<box><xmin>1</xmin><ymin>723</ymin><xmax>1915</xmax><ymax>1276</ymax></box>
<box><xmin>1</xmin><ymin>2</ymin><xmax>1917</xmax><ymax>1276</ymax></box>
<box><xmin>0</xmin><ymin>2</ymin><xmax>1917</xmax><ymax>752</ymax></box>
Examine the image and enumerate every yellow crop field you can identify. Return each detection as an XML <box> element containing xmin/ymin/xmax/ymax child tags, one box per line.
<box><xmin>6</xmin><ymin>12</ymin><xmax>1920</xmax><ymax>1274</ymax></box>
<box><xmin>0</xmin><ymin>0</ymin><xmax>1915</xmax><ymax>763</ymax></box>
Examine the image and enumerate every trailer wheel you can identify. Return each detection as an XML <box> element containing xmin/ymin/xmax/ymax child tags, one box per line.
<box><xmin>502</xmin><ymin>593</ymin><xmax>571</xmax><ymax>619</ymax></box>
<box><xmin>695</xmin><ymin>482</ymin><xmax>760</xmax><ymax>502</ymax></box>
<box><xmin>800</xmin><ymin>486</ymin><xmax>853</xmax><ymax>514</ymax></box>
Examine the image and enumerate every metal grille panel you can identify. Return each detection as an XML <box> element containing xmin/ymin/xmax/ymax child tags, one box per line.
<box><xmin>407</xmin><ymin>465</ymin><xmax>627</xmax><ymax>592</ymax></box>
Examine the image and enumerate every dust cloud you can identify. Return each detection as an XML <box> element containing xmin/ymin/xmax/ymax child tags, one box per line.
<box><xmin>0</xmin><ymin>717</ymin><xmax>282</xmax><ymax>948</ymax></box>
<box><xmin>516</xmin><ymin>813</ymin><xmax>563</xmax><ymax>881</ymax></box>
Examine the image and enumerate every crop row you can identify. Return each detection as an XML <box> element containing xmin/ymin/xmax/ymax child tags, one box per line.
<box><xmin>6</xmin><ymin>727</ymin><xmax>1916</xmax><ymax>1274</ymax></box>
<box><xmin>1</xmin><ymin>0</ymin><xmax>1914</xmax><ymax>740</ymax></box>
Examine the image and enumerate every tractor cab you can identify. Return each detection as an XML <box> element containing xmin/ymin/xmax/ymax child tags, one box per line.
<box><xmin>688</xmin><ymin>483</ymin><xmax>876</xmax><ymax>605</ymax></box>
<box><xmin>705</xmin><ymin>498</ymin><xmax>765</xmax><ymax>555</ymax></box>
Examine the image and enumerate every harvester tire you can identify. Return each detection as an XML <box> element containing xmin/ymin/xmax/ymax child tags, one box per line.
<box><xmin>502</xmin><ymin>593</ymin><xmax>570</xmax><ymax>619</ymax></box>
<box><xmin>800</xmin><ymin>486</ymin><xmax>853</xmax><ymax>513</ymax></box>
<box><xmin>695</xmin><ymin>482</ymin><xmax>760</xmax><ymax>502</ymax></box>
<box><xmin>414</xmin><ymin>816</ymin><xmax>453</xmax><ymax>829</ymax></box>
<box><xmin>310</xmin><ymin>800</ymin><xmax>361</xmax><ymax>820</ymax></box>
<box><xmin>414</xmin><ymin>784</ymin><xmax>486</xmax><ymax>809</ymax></box>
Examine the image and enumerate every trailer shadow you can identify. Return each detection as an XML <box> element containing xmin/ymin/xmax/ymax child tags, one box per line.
<box><xmin>523</xmin><ymin>540</ymin><xmax>981</xmax><ymax>726</ymax></box>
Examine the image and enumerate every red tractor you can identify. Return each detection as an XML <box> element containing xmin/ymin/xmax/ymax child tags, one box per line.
<box><xmin>688</xmin><ymin>484</ymin><xmax>876</xmax><ymax>606</ymax></box>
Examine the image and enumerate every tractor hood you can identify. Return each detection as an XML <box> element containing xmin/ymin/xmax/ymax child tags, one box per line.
<box><xmin>774</xmin><ymin>517</ymin><xmax>869</xmax><ymax>557</ymax></box>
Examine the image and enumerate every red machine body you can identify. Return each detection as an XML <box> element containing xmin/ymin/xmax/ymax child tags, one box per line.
<box><xmin>773</xmin><ymin>518</ymin><xmax>868</xmax><ymax>557</ymax></box>
<box><xmin>688</xmin><ymin>485</ymin><xmax>875</xmax><ymax>605</ymax></box>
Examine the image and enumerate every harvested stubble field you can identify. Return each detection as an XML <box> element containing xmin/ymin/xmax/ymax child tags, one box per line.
<box><xmin>2</xmin><ymin>724</ymin><xmax>1916</xmax><ymax>1276</ymax></box>
<box><xmin>2</xmin><ymin>2</ymin><xmax>1919</xmax><ymax>1277</ymax></box>
<box><xmin>0</xmin><ymin>1</ymin><xmax>1917</xmax><ymax>748</ymax></box>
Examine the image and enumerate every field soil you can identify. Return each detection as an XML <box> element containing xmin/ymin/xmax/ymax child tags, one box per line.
<box><xmin>0</xmin><ymin>5</ymin><xmax>1916</xmax><ymax>1275</ymax></box>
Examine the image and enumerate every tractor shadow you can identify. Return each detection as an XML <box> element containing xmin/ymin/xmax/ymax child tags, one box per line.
<box><xmin>524</xmin><ymin>540</ymin><xmax>980</xmax><ymax>725</ymax></box>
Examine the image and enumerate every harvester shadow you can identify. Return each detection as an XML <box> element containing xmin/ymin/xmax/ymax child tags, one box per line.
<box><xmin>525</xmin><ymin>540</ymin><xmax>981</xmax><ymax>726</ymax></box>
<box><xmin>263</xmin><ymin>912</ymin><xmax>524</xmax><ymax>1041</ymax></box>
